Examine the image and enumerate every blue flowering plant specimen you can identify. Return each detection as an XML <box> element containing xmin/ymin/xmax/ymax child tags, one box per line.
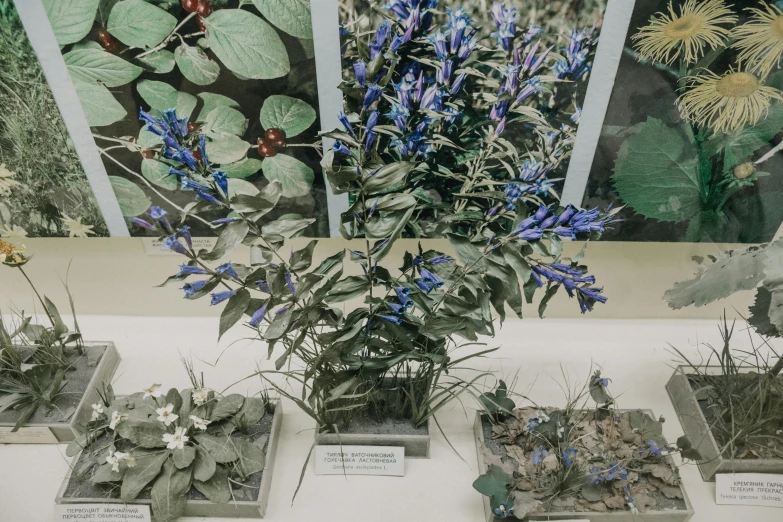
<box><xmin>474</xmin><ymin>370</ymin><xmax>699</xmax><ymax>518</ymax></box>
<box><xmin>0</xmin><ymin>241</ymin><xmax>90</xmax><ymax>431</ymax></box>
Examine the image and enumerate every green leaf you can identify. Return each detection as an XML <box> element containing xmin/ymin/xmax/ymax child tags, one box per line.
<box><xmin>219</xmin><ymin>289</ymin><xmax>250</xmax><ymax>340</ymax></box>
<box><xmin>472</xmin><ymin>464</ymin><xmax>513</xmax><ymax>512</ymax></box>
<box><xmin>227</xmin><ymin>178</ymin><xmax>260</xmax><ymax>198</ymax></box>
<box><xmin>136</xmin><ymin>80</ymin><xmax>197</xmax><ymax>119</ymax></box>
<box><xmin>206</xmin><ymin>136</ymin><xmax>251</xmax><ymax>164</ymax></box>
<box><xmin>175</xmin><ymin>43</ymin><xmax>220</xmax><ymax>86</ymax></box>
<box><xmin>704</xmin><ymin>104</ymin><xmax>783</xmax><ymax>168</ymax></box>
<box><xmin>136</xmin><ymin>50</ymin><xmax>176</xmax><ymax>73</ymax></box>
<box><xmin>109</xmin><ymin>177</ymin><xmax>152</xmax><ymax>217</ymax></box>
<box><xmin>65</xmin><ymin>48</ymin><xmax>142</xmax><ymax>87</ymax></box>
<box><xmin>251</xmin><ymin>0</ymin><xmax>312</xmax><ymax>39</ymax></box>
<box><xmin>223</xmin><ymin>158</ymin><xmax>263</xmax><ymax>179</ymax></box>
<box><xmin>613</xmin><ymin>118</ymin><xmax>701</xmax><ymax>222</ymax></box>
<box><xmin>172</xmin><ymin>446</ymin><xmax>196</xmax><ymax>469</ymax></box>
<box><xmin>324</xmin><ymin>276</ymin><xmax>370</xmax><ymax>303</ymax></box>
<box><xmin>194</xmin><ymin>434</ymin><xmax>238</xmax><ymax>463</ymax></box>
<box><xmin>363</xmin><ymin>162</ymin><xmax>415</xmax><ymax>195</ymax></box>
<box><xmin>264</xmin><ymin>305</ymin><xmax>293</xmax><ymax>340</ymax></box>
<box><xmin>262</xmin><ymin>155</ymin><xmax>314</xmax><ymax>198</ymax></box>
<box><xmin>748</xmin><ymin>287</ymin><xmax>782</xmax><ymax>337</ymax></box>
<box><xmin>234</xmin><ymin>438</ymin><xmax>266</xmax><ymax>476</ymax></box>
<box><xmin>193</xmin><ymin>446</ymin><xmax>217</xmax><ymax>482</ymax></box>
<box><xmin>193</xmin><ymin>464</ymin><xmax>231</xmax><ymax>504</ymax></box>
<box><xmin>141</xmin><ymin>159</ymin><xmax>178</xmax><ymax>190</ymax></box>
<box><xmin>203</xmin><ymin>106</ymin><xmax>248</xmax><ymax>139</ymax></box>
<box><xmin>43</xmin><ymin>0</ymin><xmax>100</xmax><ymax>46</ymax></box>
<box><xmin>261</xmin><ymin>218</ymin><xmax>314</xmax><ymax>238</ymax></box>
<box><xmin>72</xmin><ymin>77</ymin><xmax>127</xmax><ymax>127</ymax></box>
<box><xmin>91</xmin><ymin>462</ymin><xmax>124</xmax><ymax>484</ymax></box>
<box><xmin>121</xmin><ymin>451</ymin><xmax>168</xmax><ymax>500</ymax></box>
<box><xmin>211</xmin><ymin>394</ymin><xmax>245</xmax><ymax>421</ymax></box>
<box><xmin>197</xmin><ymin>92</ymin><xmax>240</xmax><ymax>121</ymax></box>
<box><xmin>259</xmin><ymin>95</ymin><xmax>316</xmax><ymax>138</ymax></box>
<box><xmin>107</xmin><ymin>0</ymin><xmax>177</xmax><ymax>49</ymax></box>
<box><xmin>201</xmin><ymin>221</ymin><xmax>249</xmax><ymax>261</ymax></box>
<box><xmin>150</xmin><ymin>460</ymin><xmax>191</xmax><ymax>522</ymax></box>
<box><xmin>204</xmin><ymin>9</ymin><xmax>290</xmax><ymax>79</ymax></box>
<box><xmin>116</xmin><ymin>419</ymin><xmax>168</xmax><ymax>448</ymax></box>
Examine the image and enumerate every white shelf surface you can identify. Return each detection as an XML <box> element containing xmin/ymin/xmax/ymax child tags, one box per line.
<box><xmin>0</xmin><ymin>315</ymin><xmax>780</xmax><ymax>521</ymax></box>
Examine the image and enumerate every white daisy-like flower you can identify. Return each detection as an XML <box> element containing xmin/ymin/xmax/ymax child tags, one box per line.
<box><xmin>162</xmin><ymin>427</ymin><xmax>189</xmax><ymax>450</ymax></box>
<box><xmin>189</xmin><ymin>415</ymin><xmax>210</xmax><ymax>431</ymax></box>
<box><xmin>0</xmin><ymin>164</ymin><xmax>22</xmax><ymax>196</ymax></box>
<box><xmin>143</xmin><ymin>384</ymin><xmax>163</xmax><ymax>399</ymax></box>
<box><xmin>109</xmin><ymin>411</ymin><xmax>127</xmax><ymax>430</ymax></box>
<box><xmin>192</xmin><ymin>388</ymin><xmax>209</xmax><ymax>406</ymax></box>
<box><xmin>90</xmin><ymin>403</ymin><xmax>104</xmax><ymax>421</ymax></box>
<box><xmin>106</xmin><ymin>450</ymin><xmax>131</xmax><ymax>472</ymax></box>
<box><xmin>0</xmin><ymin>225</ymin><xmax>27</xmax><ymax>241</ymax></box>
<box><xmin>61</xmin><ymin>213</ymin><xmax>95</xmax><ymax>238</ymax></box>
<box><xmin>156</xmin><ymin>403</ymin><xmax>179</xmax><ymax>427</ymax></box>
<box><xmin>0</xmin><ymin>239</ymin><xmax>25</xmax><ymax>265</ymax></box>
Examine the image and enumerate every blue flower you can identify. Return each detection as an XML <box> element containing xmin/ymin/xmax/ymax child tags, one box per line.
<box><xmin>414</xmin><ymin>267</ymin><xmax>444</xmax><ymax>293</ymax></box>
<box><xmin>606</xmin><ymin>463</ymin><xmax>628</xmax><ymax>482</ymax></box>
<box><xmin>446</xmin><ymin>7</ymin><xmax>472</xmax><ymax>53</ymax></box>
<box><xmin>370</xmin><ymin>20</ymin><xmax>391</xmax><ymax>59</ymax></box>
<box><xmin>164</xmin><ymin>236</ymin><xmax>188</xmax><ymax>255</ymax></box>
<box><xmin>332</xmin><ymin>141</ymin><xmax>352</xmax><ymax>156</ymax></box>
<box><xmin>428</xmin><ymin>30</ymin><xmax>448</xmax><ymax>60</ymax></box>
<box><xmin>182</xmin><ymin>177</ymin><xmax>211</xmax><ymax>192</ymax></box>
<box><xmin>210</xmin><ymin>290</ymin><xmax>237</xmax><ymax>306</ymax></box>
<box><xmin>491</xmin><ymin>3</ymin><xmax>518</xmax><ymax>51</ymax></box>
<box><xmin>589</xmin><ymin>467</ymin><xmax>604</xmax><ymax>485</ymax></box>
<box><xmin>527</xmin><ymin>418</ymin><xmax>540</xmax><ymax>431</ymax></box>
<box><xmin>493</xmin><ymin>505</ymin><xmax>513</xmax><ymax>518</ymax></box>
<box><xmin>148</xmin><ymin>206</ymin><xmax>167</xmax><ymax>220</ymax></box>
<box><xmin>353</xmin><ymin>60</ymin><xmax>367</xmax><ymax>87</ymax></box>
<box><xmin>176</xmin><ymin>265</ymin><xmax>208</xmax><ymax>277</ymax></box>
<box><xmin>523</xmin><ymin>24</ymin><xmax>543</xmax><ymax>44</ymax></box>
<box><xmin>182</xmin><ymin>280</ymin><xmax>208</xmax><ymax>298</ymax></box>
<box><xmin>387</xmin><ymin>103</ymin><xmax>410</xmax><ymax>131</ymax></box>
<box><xmin>212</xmin><ymin>171</ymin><xmax>228</xmax><ymax>195</ymax></box>
<box><xmin>178</xmin><ymin>225</ymin><xmax>193</xmax><ymax>249</ymax></box>
<box><xmin>519</xmin><ymin>228</ymin><xmax>543</xmax><ymax>241</ymax></box>
<box><xmin>645</xmin><ymin>440</ymin><xmax>662</xmax><ymax>456</ymax></box>
<box><xmin>450</xmin><ymin>73</ymin><xmax>467</xmax><ymax>96</ymax></box>
<box><xmin>197</xmin><ymin>191</ymin><xmax>222</xmax><ymax>205</ymax></box>
<box><xmin>248</xmin><ymin>302</ymin><xmax>269</xmax><ymax>328</ymax></box>
<box><xmin>256</xmin><ymin>280</ymin><xmax>271</xmax><ymax>293</ymax></box>
<box><xmin>379</xmin><ymin>314</ymin><xmax>402</xmax><ymax>325</ymax></box>
<box><xmin>211</xmin><ymin>218</ymin><xmax>236</xmax><ymax>225</ymax></box>
<box><xmin>338</xmin><ymin>112</ymin><xmax>355</xmax><ymax>136</ymax></box>
<box><xmin>130</xmin><ymin>217</ymin><xmax>156</xmax><ymax>230</ymax></box>
<box><xmin>532</xmin><ymin>445</ymin><xmax>548</xmax><ymax>465</ymax></box>
<box><xmin>199</xmin><ymin>135</ymin><xmax>209</xmax><ymax>168</ymax></box>
<box><xmin>563</xmin><ymin>447</ymin><xmax>577</xmax><ymax>468</ymax></box>
<box><xmin>363</xmin><ymin>84</ymin><xmax>383</xmax><ymax>110</ymax></box>
<box><xmin>216</xmin><ymin>263</ymin><xmax>239</xmax><ymax>280</ymax></box>
<box><xmin>430</xmin><ymin>255</ymin><xmax>454</xmax><ymax>265</ymax></box>
<box><xmin>285</xmin><ymin>272</ymin><xmax>296</xmax><ymax>295</ymax></box>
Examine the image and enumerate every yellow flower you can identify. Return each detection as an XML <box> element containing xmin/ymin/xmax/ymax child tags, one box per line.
<box><xmin>0</xmin><ymin>163</ymin><xmax>22</xmax><ymax>196</ymax></box>
<box><xmin>677</xmin><ymin>69</ymin><xmax>783</xmax><ymax>133</ymax></box>
<box><xmin>731</xmin><ymin>3</ymin><xmax>783</xmax><ymax>79</ymax></box>
<box><xmin>632</xmin><ymin>0</ymin><xmax>737</xmax><ymax>65</ymax></box>
<box><xmin>61</xmin><ymin>214</ymin><xmax>95</xmax><ymax>238</ymax></box>
<box><xmin>0</xmin><ymin>224</ymin><xmax>28</xmax><ymax>241</ymax></box>
<box><xmin>0</xmin><ymin>239</ymin><xmax>26</xmax><ymax>265</ymax></box>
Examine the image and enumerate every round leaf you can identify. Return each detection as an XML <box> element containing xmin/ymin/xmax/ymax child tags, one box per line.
<box><xmin>223</xmin><ymin>158</ymin><xmax>263</xmax><ymax>179</ymax></box>
<box><xmin>203</xmin><ymin>106</ymin><xmax>248</xmax><ymax>138</ymax></box>
<box><xmin>205</xmin><ymin>136</ymin><xmax>251</xmax><ymax>164</ymax></box>
<box><xmin>259</xmin><ymin>95</ymin><xmax>316</xmax><ymax>138</ymax></box>
<box><xmin>72</xmin><ymin>77</ymin><xmax>127</xmax><ymax>127</ymax></box>
<box><xmin>136</xmin><ymin>80</ymin><xmax>197</xmax><ymax>119</ymax></box>
<box><xmin>141</xmin><ymin>159</ymin><xmax>178</xmax><ymax>190</ymax></box>
<box><xmin>175</xmin><ymin>44</ymin><xmax>220</xmax><ymax>86</ymax></box>
<box><xmin>136</xmin><ymin>50</ymin><xmax>176</xmax><ymax>73</ymax></box>
<box><xmin>227</xmin><ymin>178</ymin><xmax>260</xmax><ymax>198</ymax></box>
<box><xmin>262</xmin><ymin>154</ymin><xmax>314</xmax><ymax>198</ymax></box>
<box><xmin>107</xmin><ymin>0</ymin><xmax>177</xmax><ymax>49</ymax></box>
<box><xmin>197</xmin><ymin>92</ymin><xmax>240</xmax><ymax>121</ymax></box>
<box><xmin>204</xmin><ymin>9</ymin><xmax>290</xmax><ymax>79</ymax></box>
<box><xmin>42</xmin><ymin>0</ymin><xmax>100</xmax><ymax>46</ymax></box>
<box><xmin>65</xmin><ymin>48</ymin><xmax>143</xmax><ymax>87</ymax></box>
<box><xmin>251</xmin><ymin>0</ymin><xmax>313</xmax><ymax>39</ymax></box>
<box><xmin>109</xmin><ymin>176</ymin><xmax>152</xmax><ymax>217</ymax></box>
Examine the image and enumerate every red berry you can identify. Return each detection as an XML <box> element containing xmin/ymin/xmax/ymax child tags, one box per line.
<box><xmin>187</xmin><ymin>122</ymin><xmax>198</xmax><ymax>133</ymax></box>
<box><xmin>197</xmin><ymin>17</ymin><xmax>207</xmax><ymax>32</ymax></box>
<box><xmin>193</xmin><ymin>148</ymin><xmax>202</xmax><ymax>162</ymax></box>
<box><xmin>265</xmin><ymin>128</ymin><xmax>286</xmax><ymax>145</ymax></box>
<box><xmin>142</xmin><ymin>150</ymin><xmax>154</xmax><ymax>159</ymax></box>
<box><xmin>196</xmin><ymin>1</ymin><xmax>213</xmax><ymax>17</ymax></box>
<box><xmin>97</xmin><ymin>29</ymin><xmax>111</xmax><ymax>43</ymax></box>
<box><xmin>101</xmin><ymin>39</ymin><xmax>117</xmax><ymax>52</ymax></box>
<box><xmin>257</xmin><ymin>139</ymin><xmax>276</xmax><ymax>158</ymax></box>
<box><xmin>181</xmin><ymin>0</ymin><xmax>199</xmax><ymax>13</ymax></box>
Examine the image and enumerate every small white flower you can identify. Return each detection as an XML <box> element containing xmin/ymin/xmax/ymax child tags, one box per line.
<box><xmin>192</xmin><ymin>388</ymin><xmax>209</xmax><ymax>406</ymax></box>
<box><xmin>143</xmin><ymin>384</ymin><xmax>163</xmax><ymax>398</ymax></box>
<box><xmin>557</xmin><ymin>422</ymin><xmax>565</xmax><ymax>439</ymax></box>
<box><xmin>61</xmin><ymin>213</ymin><xmax>95</xmax><ymax>238</ymax></box>
<box><xmin>90</xmin><ymin>403</ymin><xmax>104</xmax><ymax>421</ymax></box>
<box><xmin>189</xmin><ymin>415</ymin><xmax>210</xmax><ymax>431</ymax></box>
<box><xmin>106</xmin><ymin>450</ymin><xmax>131</xmax><ymax>472</ymax></box>
<box><xmin>156</xmin><ymin>403</ymin><xmax>179</xmax><ymax>427</ymax></box>
<box><xmin>536</xmin><ymin>410</ymin><xmax>550</xmax><ymax>423</ymax></box>
<box><xmin>125</xmin><ymin>455</ymin><xmax>137</xmax><ymax>468</ymax></box>
<box><xmin>162</xmin><ymin>427</ymin><xmax>189</xmax><ymax>450</ymax></box>
<box><xmin>109</xmin><ymin>411</ymin><xmax>127</xmax><ymax>430</ymax></box>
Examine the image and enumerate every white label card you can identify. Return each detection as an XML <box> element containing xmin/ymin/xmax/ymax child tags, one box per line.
<box><xmin>54</xmin><ymin>504</ymin><xmax>151</xmax><ymax>521</ymax></box>
<box><xmin>314</xmin><ymin>445</ymin><xmax>405</xmax><ymax>476</ymax></box>
<box><xmin>716</xmin><ymin>473</ymin><xmax>783</xmax><ymax>508</ymax></box>
<box><xmin>142</xmin><ymin>237</ymin><xmax>217</xmax><ymax>256</ymax></box>
<box><xmin>0</xmin><ymin>426</ymin><xmax>58</xmax><ymax>444</ymax></box>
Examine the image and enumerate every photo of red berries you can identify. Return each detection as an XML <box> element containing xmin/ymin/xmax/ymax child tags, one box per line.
<box><xmin>41</xmin><ymin>0</ymin><xmax>327</xmax><ymax>237</ymax></box>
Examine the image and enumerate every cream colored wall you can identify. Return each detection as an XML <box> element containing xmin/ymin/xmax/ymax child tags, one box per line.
<box><xmin>0</xmin><ymin>237</ymin><xmax>760</xmax><ymax>321</ymax></box>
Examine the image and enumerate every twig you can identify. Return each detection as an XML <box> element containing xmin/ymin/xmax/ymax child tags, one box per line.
<box><xmin>135</xmin><ymin>12</ymin><xmax>197</xmax><ymax>59</ymax></box>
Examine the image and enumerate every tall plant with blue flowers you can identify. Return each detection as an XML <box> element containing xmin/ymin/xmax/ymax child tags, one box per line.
<box><xmin>145</xmin><ymin>1</ymin><xmax>615</xmax><ymax>439</ymax></box>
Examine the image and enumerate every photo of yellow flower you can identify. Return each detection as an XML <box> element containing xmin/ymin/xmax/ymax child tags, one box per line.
<box><xmin>678</xmin><ymin>69</ymin><xmax>783</xmax><ymax>133</ymax></box>
<box><xmin>732</xmin><ymin>2</ymin><xmax>783</xmax><ymax>78</ymax></box>
<box><xmin>632</xmin><ymin>0</ymin><xmax>736</xmax><ymax>65</ymax></box>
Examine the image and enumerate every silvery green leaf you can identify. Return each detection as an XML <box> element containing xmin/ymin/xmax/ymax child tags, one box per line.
<box><xmin>136</xmin><ymin>50</ymin><xmax>176</xmax><ymax>73</ymax></box>
<box><xmin>227</xmin><ymin>178</ymin><xmax>261</xmax><ymax>198</ymax></box>
<box><xmin>197</xmin><ymin>92</ymin><xmax>240</xmax><ymax>121</ymax></box>
<box><xmin>211</xmin><ymin>394</ymin><xmax>245</xmax><ymax>421</ymax></box>
<box><xmin>261</xmin><ymin>218</ymin><xmax>315</xmax><ymax>238</ymax></box>
<box><xmin>203</xmin><ymin>106</ymin><xmax>248</xmax><ymax>138</ymax></box>
<box><xmin>264</xmin><ymin>306</ymin><xmax>293</xmax><ymax>340</ymax></box>
<box><xmin>138</xmin><ymin>128</ymin><xmax>163</xmax><ymax>149</ymax></box>
<box><xmin>324</xmin><ymin>276</ymin><xmax>370</xmax><ymax>303</ymax></box>
<box><xmin>65</xmin><ymin>48</ymin><xmax>142</xmax><ymax>87</ymax></box>
<box><xmin>251</xmin><ymin>0</ymin><xmax>312</xmax><ymax>39</ymax></box>
<box><xmin>204</xmin><ymin>9</ymin><xmax>290</xmax><ymax>79</ymax></box>
<box><xmin>116</xmin><ymin>418</ymin><xmax>168</xmax><ymax>448</ymax></box>
<box><xmin>121</xmin><ymin>450</ymin><xmax>168</xmax><ymax>500</ymax></box>
<box><xmin>141</xmin><ymin>159</ymin><xmax>177</xmax><ymax>190</ymax></box>
<box><xmin>193</xmin><ymin>464</ymin><xmax>231</xmax><ymax>503</ymax></box>
<box><xmin>72</xmin><ymin>77</ymin><xmax>127</xmax><ymax>127</ymax></box>
<box><xmin>91</xmin><ymin>462</ymin><xmax>124</xmax><ymax>484</ymax></box>
<box><xmin>42</xmin><ymin>0</ymin><xmax>100</xmax><ymax>45</ymax></box>
<box><xmin>109</xmin><ymin>177</ymin><xmax>151</xmax><ymax>217</ymax></box>
<box><xmin>193</xmin><ymin>446</ymin><xmax>217</xmax><ymax>482</ymax></box>
<box><xmin>234</xmin><ymin>438</ymin><xmax>266</xmax><ymax>476</ymax></box>
<box><xmin>107</xmin><ymin>0</ymin><xmax>177</xmax><ymax>49</ymax></box>
<box><xmin>223</xmin><ymin>158</ymin><xmax>263</xmax><ymax>179</ymax></box>
<box><xmin>175</xmin><ymin>44</ymin><xmax>220</xmax><ymax>86</ymax></box>
<box><xmin>229</xmin><ymin>397</ymin><xmax>266</xmax><ymax>427</ymax></box>
<box><xmin>200</xmin><ymin>221</ymin><xmax>249</xmax><ymax>261</ymax></box>
<box><xmin>205</xmin><ymin>136</ymin><xmax>251</xmax><ymax>164</ymax></box>
<box><xmin>262</xmin><ymin>155</ymin><xmax>314</xmax><ymax>198</ymax></box>
<box><xmin>136</xmin><ymin>80</ymin><xmax>197</xmax><ymax>119</ymax></box>
<box><xmin>259</xmin><ymin>95</ymin><xmax>316</xmax><ymax>138</ymax></box>
<box><xmin>219</xmin><ymin>290</ymin><xmax>251</xmax><ymax>340</ymax></box>
<box><xmin>194</xmin><ymin>434</ymin><xmax>238</xmax><ymax>463</ymax></box>
<box><xmin>363</xmin><ymin>162</ymin><xmax>414</xmax><ymax>195</ymax></box>
<box><xmin>150</xmin><ymin>460</ymin><xmax>191</xmax><ymax>522</ymax></box>
<box><xmin>172</xmin><ymin>446</ymin><xmax>196</xmax><ymax>469</ymax></box>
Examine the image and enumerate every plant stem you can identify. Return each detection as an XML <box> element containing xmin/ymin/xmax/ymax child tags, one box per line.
<box><xmin>16</xmin><ymin>266</ymin><xmax>55</xmax><ymax>329</ymax></box>
<box><xmin>136</xmin><ymin>12</ymin><xmax>196</xmax><ymax>59</ymax></box>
